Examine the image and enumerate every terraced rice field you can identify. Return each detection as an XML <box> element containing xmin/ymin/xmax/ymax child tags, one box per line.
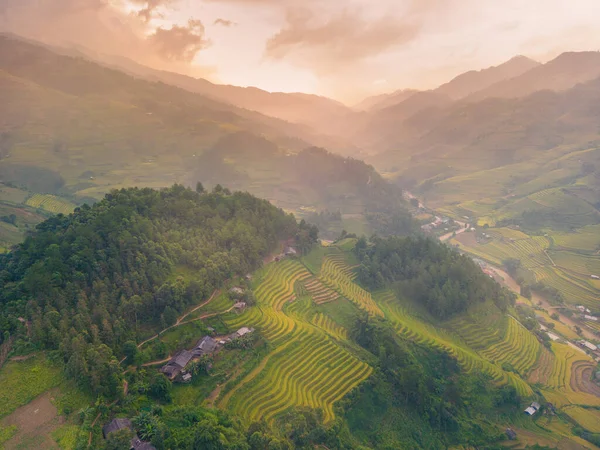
<box><xmin>528</xmin><ymin>188</ymin><xmax>597</xmax><ymax>216</ymax></box>
<box><xmin>563</xmin><ymin>406</ymin><xmax>600</xmax><ymax>433</ymax></box>
<box><xmin>319</xmin><ymin>254</ymin><xmax>383</xmax><ymax>317</ymax></box>
<box><xmin>552</xmin><ymin>224</ymin><xmax>600</xmax><ymax>252</ymax></box>
<box><xmin>542</xmin><ymin>343</ymin><xmax>600</xmax><ymax>407</ymax></box>
<box><xmin>453</xmin><ymin>231</ymin><xmax>551</xmax><ymax>269</ymax></box>
<box><xmin>549</xmin><ymin>250</ymin><xmax>600</xmax><ymax>276</ymax></box>
<box><xmin>311</xmin><ymin>313</ymin><xmax>347</xmax><ymax>340</ymax></box>
<box><xmin>479</xmin><ymin>317</ymin><xmax>541</xmax><ymax>375</ymax></box>
<box><xmin>533</xmin><ymin>266</ymin><xmax>599</xmax><ymax>308</ymax></box>
<box><xmin>374</xmin><ymin>291</ymin><xmax>533</xmax><ymax>397</ymax></box>
<box><xmin>449</xmin><ymin>312</ymin><xmax>541</xmax><ymax>377</ymax></box>
<box><xmin>303</xmin><ymin>277</ymin><xmax>339</xmax><ymax>304</ymax></box>
<box><xmin>527</xmin><ymin>347</ymin><xmax>555</xmax><ymax>385</ymax></box>
<box><xmin>25</xmin><ymin>193</ymin><xmax>75</xmax><ymax>214</ymax></box>
<box><xmin>221</xmin><ymin>259</ymin><xmax>372</xmax><ymax>424</ymax></box>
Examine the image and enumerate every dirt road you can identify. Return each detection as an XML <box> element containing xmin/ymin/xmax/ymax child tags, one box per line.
<box><xmin>136</xmin><ymin>289</ymin><xmax>219</xmax><ymax>349</ymax></box>
<box><xmin>487</xmin><ymin>266</ymin><xmax>596</xmax><ymax>341</ymax></box>
<box><xmin>409</xmin><ymin>188</ymin><xmax>596</xmax><ymax>342</ymax></box>
<box><xmin>439</xmin><ymin>220</ymin><xmax>468</xmax><ymax>242</ymax></box>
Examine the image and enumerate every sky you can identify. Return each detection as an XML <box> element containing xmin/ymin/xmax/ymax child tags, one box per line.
<box><xmin>2</xmin><ymin>0</ymin><xmax>600</xmax><ymax>104</ymax></box>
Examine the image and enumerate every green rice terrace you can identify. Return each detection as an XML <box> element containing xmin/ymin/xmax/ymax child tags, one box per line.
<box><xmin>3</xmin><ymin>238</ymin><xmax>600</xmax><ymax>448</ymax></box>
<box><xmin>208</xmin><ymin>240</ymin><xmax>600</xmax><ymax>443</ymax></box>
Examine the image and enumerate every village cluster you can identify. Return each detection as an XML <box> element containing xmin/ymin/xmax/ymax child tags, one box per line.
<box><xmin>160</xmin><ymin>326</ymin><xmax>255</xmax><ymax>383</ymax></box>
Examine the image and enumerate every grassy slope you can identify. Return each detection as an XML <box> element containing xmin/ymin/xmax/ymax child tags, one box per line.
<box><xmin>1</xmin><ymin>244</ymin><xmax>598</xmax><ymax>447</ymax></box>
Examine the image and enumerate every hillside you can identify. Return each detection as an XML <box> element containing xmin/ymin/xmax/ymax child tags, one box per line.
<box><xmin>468</xmin><ymin>51</ymin><xmax>600</xmax><ymax>102</ymax></box>
<box><xmin>48</xmin><ymin>40</ymin><xmax>359</xmax><ymax>147</ymax></box>
<box><xmin>2</xmin><ymin>206</ymin><xmax>598</xmax><ymax>448</ymax></box>
<box><xmin>0</xmin><ymin>35</ymin><xmax>414</xmax><ymax>241</ymax></box>
<box><xmin>353</xmin><ymin>89</ymin><xmax>419</xmax><ymax>112</ymax></box>
<box><xmin>435</xmin><ymin>55</ymin><xmax>540</xmax><ymax>100</ymax></box>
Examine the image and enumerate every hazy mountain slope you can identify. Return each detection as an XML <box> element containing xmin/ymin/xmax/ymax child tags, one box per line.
<box><xmin>369</xmin><ymin>68</ymin><xmax>600</xmax><ymax>172</ymax></box>
<box><xmin>61</xmin><ymin>43</ymin><xmax>360</xmax><ymax>143</ymax></box>
<box><xmin>353</xmin><ymin>89</ymin><xmax>419</xmax><ymax>111</ymax></box>
<box><xmin>468</xmin><ymin>51</ymin><xmax>600</xmax><ymax>102</ymax></box>
<box><xmin>0</xmin><ymin>35</ymin><xmax>318</xmax><ymax>196</ymax></box>
<box><xmin>0</xmin><ymin>35</ymin><xmax>414</xmax><ymax>239</ymax></box>
<box><xmin>353</xmin><ymin>56</ymin><xmax>537</xmax><ymax>113</ymax></box>
<box><xmin>435</xmin><ymin>55</ymin><xmax>540</xmax><ymax>100</ymax></box>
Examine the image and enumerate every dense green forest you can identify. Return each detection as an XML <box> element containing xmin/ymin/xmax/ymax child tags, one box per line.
<box><xmin>345</xmin><ymin>317</ymin><xmax>519</xmax><ymax>449</ymax></box>
<box><xmin>0</xmin><ymin>185</ymin><xmax>313</xmax><ymax>395</ymax></box>
<box><xmin>355</xmin><ymin>236</ymin><xmax>516</xmax><ymax>319</ymax></box>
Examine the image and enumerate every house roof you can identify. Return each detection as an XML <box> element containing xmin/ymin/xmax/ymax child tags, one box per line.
<box><xmin>524</xmin><ymin>407</ymin><xmax>537</xmax><ymax>415</ymax></box>
<box><xmin>171</xmin><ymin>350</ymin><xmax>193</xmax><ymax>369</ymax></box>
<box><xmin>531</xmin><ymin>402</ymin><xmax>541</xmax><ymax>409</ymax></box>
<box><xmin>236</xmin><ymin>327</ymin><xmax>253</xmax><ymax>336</ymax></box>
<box><xmin>196</xmin><ymin>336</ymin><xmax>218</xmax><ymax>354</ymax></box>
<box><xmin>102</xmin><ymin>418</ymin><xmax>132</xmax><ymax>438</ymax></box>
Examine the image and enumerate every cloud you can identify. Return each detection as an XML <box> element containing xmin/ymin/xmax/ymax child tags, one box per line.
<box><xmin>150</xmin><ymin>19</ymin><xmax>211</xmax><ymax>62</ymax></box>
<box><xmin>129</xmin><ymin>0</ymin><xmax>174</xmax><ymax>23</ymax></box>
<box><xmin>0</xmin><ymin>0</ymin><xmax>214</xmax><ymax>76</ymax></box>
<box><xmin>214</xmin><ymin>18</ymin><xmax>236</xmax><ymax>27</ymax></box>
<box><xmin>264</xmin><ymin>7</ymin><xmax>420</xmax><ymax>75</ymax></box>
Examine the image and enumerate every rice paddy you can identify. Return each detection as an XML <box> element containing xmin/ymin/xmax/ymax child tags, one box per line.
<box><xmin>221</xmin><ymin>258</ymin><xmax>372</xmax><ymax>424</ymax></box>
<box><xmin>25</xmin><ymin>193</ymin><xmax>76</xmax><ymax>215</ymax></box>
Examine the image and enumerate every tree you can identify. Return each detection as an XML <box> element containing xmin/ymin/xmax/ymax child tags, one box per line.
<box><xmin>149</xmin><ymin>374</ymin><xmax>172</xmax><ymax>402</ymax></box>
<box><xmin>520</xmin><ymin>284</ymin><xmax>532</xmax><ymax>299</ymax></box>
<box><xmin>410</xmin><ymin>198</ymin><xmax>419</xmax><ymax>207</ymax></box>
<box><xmin>195</xmin><ymin>181</ymin><xmax>205</xmax><ymax>193</ymax></box>
<box><xmin>575</xmin><ymin>326</ymin><xmax>583</xmax><ymax>336</ymax></box>
<box><xmin>123</xmin><ymin>340</ymin><xmax>138</xmax><ymax>365</ymax></box>
<box><xmin>551</xmin><ymin>313</ymin><xmax>560</xmax><ymax>321</ymax></box>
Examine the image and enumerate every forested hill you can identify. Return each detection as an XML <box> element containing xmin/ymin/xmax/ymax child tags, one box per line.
<box><xmin>195</xmin><ymin>141</ymin><xmax>418</xmax><ymax>238</ymax></box>
<box><xmin>0</xmin><ymin>185</ymin><xmax>313</xmax><ymax>394</ymax></box>
<box><xmin>355</xmin><ymin>236</ymin><xmax>516</xmax><ymax>319</ymax></box>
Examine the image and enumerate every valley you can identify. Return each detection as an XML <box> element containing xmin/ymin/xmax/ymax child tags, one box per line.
<box><xmin>2</xmin><ymin>21</ymin><xmax>600</xmax><ymax>449</ymax></box>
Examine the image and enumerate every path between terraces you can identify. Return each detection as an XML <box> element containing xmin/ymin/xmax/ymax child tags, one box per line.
<box><xmin>138</xmin><ymin>305</ymin><xmax>238</xmax><ymax>367</ymax></box>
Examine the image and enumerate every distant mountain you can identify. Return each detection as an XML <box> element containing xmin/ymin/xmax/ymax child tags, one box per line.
<box><xmin>356</xmin><ymin>91</ymin><xmax>453</xmax><ymax>148</ymax></box>
<box><xmin>61</xmin><ymin>45</ymin><xmax>357</xmax><ymax>141</ymax></box>
<box><xmin>354</xmin><ymin>56</ymin><xmax>538</xmax><ymax>113</ymax></box>
<box><xmin>435</xmin><ymin>55</ymin><xmax>540</xmax><ymax>100</ymax></box>
<box><xmin>353</xmin><ymin>89</ymin><xmax>419</xmax><ymax>111</ymax></box>
<box><xmin>0</xmin><ymin>34</ymin><xmax>413</xmax><ymax>238</ymax></box>
<box><xmin>467</xmin><ymin>51</ymin><xmax>600</xmax><ymax>102</ymax></box>
<box><xmin>367</xmin><ymin>74</ymin><xmax>600</xmax><ymax>194</ymax></box>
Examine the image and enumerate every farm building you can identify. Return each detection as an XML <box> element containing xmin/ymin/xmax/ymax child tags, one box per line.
<box><xmin>230</xmin><ymin>287</ymin><xmax>245</xmax><ymax>296</ymax></box>
<box><xmin>181</xmin><ymin>373</ymin><xmax>192</xmax><ymax>383</ymax></box>
<box><xmin>103</xmin><ymin>418</ymin><xmax>156</xmax><ymax>450</ymax></box>
<box><xmin>524</xmin><ymin>402</ymin><xmax>541</xmax><ymax>415</ymax></box>
<box><xmin>581</xmin><ymin>341</ymin><xmax>598</xmax><ymax>351</ymax></box>
<box><xmin>103</xmin><ymin>418</ymin><xmax>132</xmax><ymax>438</ymax></box>
<box><xmin>285</xmin><ymin>247</ymin><xmax>298</xmax><ymax>256</ymax></box>
<box><xmin>236</xmin><ymin>327</ymin><xmax>254</xmax><ymax>337</ymax></box>
<box><xmin>160</xmin><ymin>350</ymin><xmax>194</xmax><ymax>380</ymax></box>
<box><xmin>505</xmin><ymin>428</ymin><xmax>517</xmax><ymax>440</ymax></box>
<box><xmin>233</xmin><ymin>301</ymin><xmax>247</xmax><ymax>310</ymax></box>
<box><xmin>592</xmin><ymin>275</ymin><xmax>600</xmax><ymax>280</ymax></box>
<box><xmin>584</xmin><ymin>315</ymin><xmax>598</xmax><ymax>322</ymax></box>
<box><xmin>193</xmin><ymin>336</ymin><xmax>218</xmax><ymax>357</ymax></box>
